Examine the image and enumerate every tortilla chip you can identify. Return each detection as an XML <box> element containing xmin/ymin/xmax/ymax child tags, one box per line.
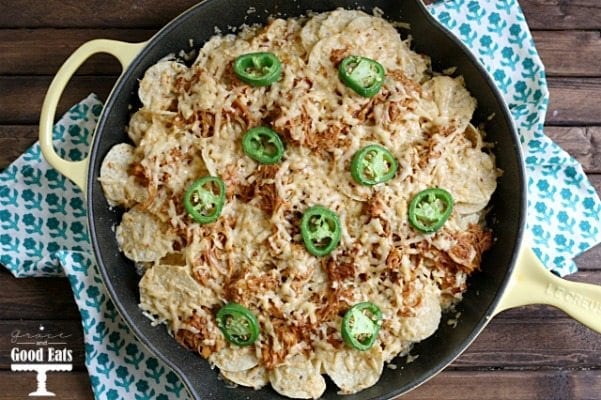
<box><xmin>211</xmin><ymin>345</ymin><xmax>259</xmax><ymax>372</ymax></box>
<box><xmin>400</xmin><ymin>281</ymin><xmax>442</xmax><ymax>342</ymax></box>
<box><xmin>269</xmin><ymin>354</ymin><xmax>326</xmax><ymax>399</ymax></box>
<box><xmin>127</xmin><ymin>109</ymin><xmax>153</xmax><ymax>145</ymax></box>
<box><xmin>138</xmin><ymin>61</ymin><xmax>187</xmax><ymax>112</ymax></box>
<box><xmin>221</xmin><ymin>365</ymin><xmax>269</xmax><ymax>389</ymax></box>
<box><xmin>320</xmin><ymin>345</ymin><xmax>383</xmax><ymax>394</ymax></box>
<box><xmin>99</xmin><ymin>143</ymin><xmax>145</xmax><ymax>207</ymax></box>
<box><xmin>139</xmin><ymin>264</ymin><xmax>217</xmax><ymax>327</ymax></box>
<box><xmin>116</xmin><ymin>207</ymin><xmax>175</xmax><ymax>262</ymax></box>
<box><xmin>423</xmin><ymin>76</ymin><xmax>476</xmax><ymax>133</ymax></box>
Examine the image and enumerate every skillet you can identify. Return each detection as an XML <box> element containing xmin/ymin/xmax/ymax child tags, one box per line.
<box><xmin>39</xmin><ymin>0</ymin><xmax>601</xmax><ymax>398</ymax></box>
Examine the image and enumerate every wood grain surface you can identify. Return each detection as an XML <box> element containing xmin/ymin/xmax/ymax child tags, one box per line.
<box><xmin>0</xmin><ymin>1</ymin><xmax>600</xmax><ymax>399</ymax></box>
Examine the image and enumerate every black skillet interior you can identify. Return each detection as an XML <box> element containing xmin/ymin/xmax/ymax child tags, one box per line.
<box><xmin>87</xmin><ymin>0</ymin><xmax>526</xmax><ymax>398</ymax></box>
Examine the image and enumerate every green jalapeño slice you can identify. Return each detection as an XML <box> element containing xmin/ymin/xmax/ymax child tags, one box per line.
<box><xmin>338</xmin><ymin>55</ymin><xmax>385</xmax><ymax>97</ymax></box>
<box><xmin>351</xmin><ymin>144</ymin><xmax>398</xmax><ymax>186</ymax></box>
<box><xmin>233</xmin><ymin>52</ymin><xmax>282</xmax><ymax>87</ymax></box>
<box><xmin>408</xmin><ymin>188</ymin><xmax>454</xmax><ymax>233</ymax></box>
<box><xmin>300</xmin><ymin>205</ymin><xmax>341</xmax><ymax>257</ymax></box>
<box><xmin>183</xmin><ymin>176</ymin><xmax>226</xmax><ymax>224</ymax></box>
<box><xmin>341</xmin><ymin>302</ymin><xmax>382</xmax><ymax>351</ymax></box>
<box><xmin>242</xmin><ymin>126</ymin><xmax>285</xmax><ymax>164</ymax></box>
<box><xmin>216</xmin><ymin>303</ymin><xmax>260</xmax><ymax>346</ymax></box>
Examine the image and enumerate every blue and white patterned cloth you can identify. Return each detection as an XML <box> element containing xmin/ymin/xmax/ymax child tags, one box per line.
<box><xmin>428</xmin><ymin>0</ymin><xmax>601</xmax><ymax>275</ymax></box>
<box><xmin>2</xmin><ymin>95</ymin><xmax>190</xmax><ymax>399</ymax></box>
<box><xmin>1</xmin><ymin>1</ymin><xmax>600</xmax><ymax>399</ymax></box>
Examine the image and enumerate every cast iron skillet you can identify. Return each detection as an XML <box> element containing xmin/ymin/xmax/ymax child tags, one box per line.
<box><xmin>38</xmin><ymin>0</ymin><xmax>601</xmax><ymax>398</ymax></box>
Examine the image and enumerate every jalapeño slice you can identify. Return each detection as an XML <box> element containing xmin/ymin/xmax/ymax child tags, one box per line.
<box><xmin>351</xmin><ymin>144</ymin><xmax>398</xmax><ymax>186</ymax></box>
<box><xmin>341</xmin><ymin>302</ymin><xmax>382</xmax><ymax>351</ymax></box>
<box><xmin>300</xmin><ymin>205</ymin><xmax>341</xmax><ymax>257</ymax></box>
<box><xmin>242</xmin><ymin>126</ymin><xmax>285</xmax><ymax>164</ymax></box>
<box><xmin>183</xmin><ymin>176</ymin><xmax>226</xmax><ymax>224</ymax></box>
<box><xmin>338</xmin><ymin>55</ymin><xmax>385</xmax><ymax>97</ymax></box>
<box><xmin>233</xmin><ymin>52</ymin><xmax>282</xmax><ymax>87</ymax></box>
<box><xmin>216</xmin><ymin>303</ymin><xmax>260</xmax><ymax>346</ymax></box>
<box><xmin>408</xmin><ymin>188</ymin><xmax>454</xmax><ymax>233</ymax></box>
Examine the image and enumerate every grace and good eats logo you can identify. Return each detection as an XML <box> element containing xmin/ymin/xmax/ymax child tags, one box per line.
<box><xmin>10</xmin><ymin>325</ymin><xmax>73</xmax><ymax>397</ymax></box>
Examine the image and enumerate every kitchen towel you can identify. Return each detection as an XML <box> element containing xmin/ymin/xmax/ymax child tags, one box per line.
<box><xmin>1</xmin><ymin>0</ymin><xmax>600</xmax><ymax>399</ymax></box>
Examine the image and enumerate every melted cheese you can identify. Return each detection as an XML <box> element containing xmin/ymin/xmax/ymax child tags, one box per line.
<box><xmin>100</xmin><ymin>9</ymin><xmax>499</xmax><ymax>397</ymax></box>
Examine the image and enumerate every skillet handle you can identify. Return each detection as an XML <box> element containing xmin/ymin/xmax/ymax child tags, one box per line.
<box><xmin>39</xmin><ymin>39</ymin><xmax>146</xmax><ymax>192</ymax></box>
<box><xmin>494</xmin><ymin>245</ymin><xmax>601</xmax><ymax>333</ymax></box>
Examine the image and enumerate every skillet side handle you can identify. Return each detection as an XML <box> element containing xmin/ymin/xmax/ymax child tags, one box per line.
<box><xmin>494</xmin><ymin>245</ymin><xmax>601</xmax><ymax>334</ymax></box>
<box><xmin>39</xmin><ymin>39</ymin><xmax>147</xmax><ymax>192</ymax></box>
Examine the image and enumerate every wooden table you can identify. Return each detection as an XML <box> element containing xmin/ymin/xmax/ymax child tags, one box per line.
<box><xmin>1</xmin><ymin>1</ymin><xmax>600</xmax><ymax>398</ymax></box>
